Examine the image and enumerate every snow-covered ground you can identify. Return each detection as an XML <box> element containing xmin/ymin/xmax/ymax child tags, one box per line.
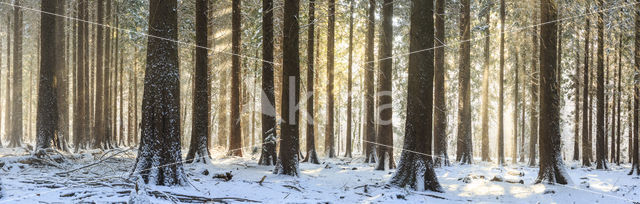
<box><xmin>0</xmin><ymin>147</ymin><xmax>638</xmax><ymax>203</ymax></box>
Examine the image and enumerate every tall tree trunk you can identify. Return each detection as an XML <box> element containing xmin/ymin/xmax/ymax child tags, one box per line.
<box><xmin>73</xmin><ymin>0</ymin><xmax>83</xmax><ymax>151</ymax></box>
<box><xmin>497</xmin><ymin>0</ymin><xmax>505</xmax><ymax>165</ymax></box>
<box><xmin>433</xmin><ymin>0</ymin><xmax>449</xmax><ymax>167</ymax></box>
<box><xmin>133</xmin><ymin>0</ymin><xmax>186</xmax><ymax>186</ymax></box>
<box><xmin>582</xmin><ymin>17</ymin><xmax>592</xmax><ymax>166</ymax></box>
<box><xmin>456</xmin><ymin>0</ymin><xmax>473</xmax><ymax>165</ymax></box>
<box><xmin>302</xmin><ymin>0</ymin><xmax>319</xmax><ymax>164</ymax></box>
<box><xmin>325</xmin><ymin>0</ymin><xmax>336</xmax><ymax>158</ymax></box>
<box><xmin>616</xmin><ymin>35</ymin><xmax>622</xmax><ymax>165</ymax></box>
<box><xmin>529</xmin><ymin>16</ymin><xmax>539</xmax><ymax>167</ymax></box>
<box><xmin>8</xmin><ymin>0</ymin><xmax>22</xmax><ymax>148</ymax></box>
<box><xmin>363</xmin><ymin>0</ymin><xmax>377</xmax><ymax>164</ymax></box>
<box><xmin>536</xmin><ymin>0</ymin><xmax>570</xmax><ymax>184</ymax></box>
<box><xmin>629</xmin><ymin>0</ymin><xmax>640</xmax><ymax>175</ymax></box>
<box><xmin>94</xmin><ymin>0</ymin><xmax>105</xmax><ymax>149</ymax></box>
<box><xmin>274</xmin><ymin>0</ymin><xmax>300</xmax><ymax>176</ymax></box>
<box><xmin>344</xmin><ymin>1</ymin><xmax>354</xmax><ymax>158</ymax></box>
<box><xmin>390</xmin><ymin>0</ymin><xmax>441</xmax><ymax>192</ymax></box>
<box><xmin>259</xmin><ymin>0</ymin><xmax>277</xmax><ymax>166</ymax></box>
<box><xmin>376</xmin><ymin>0</ymin><xmax>395</xmax><ymax>170</ymax></box>
<box><xmin>186</xmin><ymin>0</ymin><xmax>211</xmax><ymax>164</ymax></box>
<box><xmin>54</xmin><ymin>0</ymin><xmax>68</xmax><ymax>151</ymax></box>
<box><xmin>480</xmin><ymin>2</ymin><xmax>491</xmax><ymax>162</ymax></box>
<box><xmin>574</xmin><ymin>37</ymin><xmax>581</xmax><ymax>161</ymax></box>
<box><xmin>228</xmin><ymin>0</ymin><xmax>243</xmax><ymax>157</ymax></box>
<box><xmin>4</xmin><ymin>12</ymin><xmax>11</xmax><ymax>148</ymax></box>
<box><xmin>595</xmin><ymin>0</ymin><xmax>608</xmax><ymax>170</ymax></box>
<box><xmin>36</xmin><ymin>0</ymin><xmax>59</xmax><ymax>150</ymax></box>
<box><xmin>611</xmin><ymin>49</ymin><xmax>617</xmax><ymax>163</ymax></box>
<box><xmin>513</xmin><ymin>47</ymin><xmax>519</xmax><ymax>164</ymax></box>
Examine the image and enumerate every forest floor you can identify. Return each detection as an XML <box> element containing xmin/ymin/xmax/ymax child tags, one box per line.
<box><xmin>0</xmin><ymin>147</ymin><xmax>639</xmax><ymax>203</ymax></box>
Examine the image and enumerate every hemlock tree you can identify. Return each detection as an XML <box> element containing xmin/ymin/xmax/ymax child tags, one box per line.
<box><xmin>186</xmin><ymin>0</ymin><xmax>212</xmax><ymax>163</ymax></box>
<box><xmin>274</xmin><ymin>0</ymin><xmax>300</xmax><ymax>176</ymax></box>
<box><xmin>325</xmin><ymin>0</ymin><xmax>336</xmax><ymax>158</ymax></box>
<box><xmin>302</xmin><ymin>0</ymin><xmax>320</xmax><ymax>164</ymax></box>
<box><xmin>259</xmin><ymin>0</ymin><xmax>278</xmax><ymax>166</ymax></box>
<box><xmin>457</xmin><ymin>0</ymin><xmax>473</xmax><ymax>165</ymax></box>
<box><xmin>363</xmin><ymin>0</ymin><xmax>376</xmax><ymax>164</ymax></box>
<box><xmin>536</xmin><ymin>0</ymin><xmax>570</xmax><ymax>184</ymax></box>
<box><xmin>595</xmin><ymin>0</ymin><xmax>608</xmax><ymax>170</ymax></box>
<box><xmin>132</xmin><ymin>0</ymin><xmax>186</xmax><ymax>186</ymax></box>
<box><xmin>390</xmin><ymin>0</ymin><xmax>442</xmax><ymax>192</ymax></box>
<box><xmin>35</xmin><ymin>0</ymin><xmax>58</xmax><ymax>150</ymax></box>
<box><xmin>376</xmin><ymin>0</ymin><xmax>395</xmax><ymax>170</ymax></box>
<box><xmin>229</xmin><ymin>0</ymin><xmax>243</xmax><ymax>157</ymax></box>
<box><xmin>433</xmin><ymin>0</ymin><xmax>450</xmax><ymax>167</ymax></box>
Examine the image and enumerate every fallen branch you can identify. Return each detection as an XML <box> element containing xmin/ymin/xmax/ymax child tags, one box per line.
<box><xmin>258</xmin><ymin>175</ymin><xmax>267</xmax><ymax>186</ymax></box>
<box><xmin>55</xmin><ymin>148</ymin><xmax>131</xmax><ymax>176</ymax></box>
<box><xmin>147</xmin><ymin>191</ymin><xmax>260</xmax><ymax>203</ymax></box>
<box><xmin>212</xmin><ymin>171</ymin><xmax>233</xmax><ymax>181</ymax></box>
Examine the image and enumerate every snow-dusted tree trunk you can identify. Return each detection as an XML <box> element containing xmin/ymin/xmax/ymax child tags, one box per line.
<box><xmin>375</xmin><ymin>0</ymin><xmax>396</xmax><ymax>170</ymax></box>
<box><xmin>363</xmin><ymin>0</ymin><xmax>377</xmax><ymax>164</ymax></box>
<box><xmin>259</xmin><ymin>0</ymin><xmax>277</xmax><ymax>166</ymax></box>
<box><xmin>595</xmin><ymin>0</ymin><xmax>608</xmax><ymax>170</ymax></box>
<box><xmin>133</xmin><ymin>0</ymin><xmax>186</xmax><ymax>186</ymax></box>
<box><xmin>529</xmin><ymin>20</ymin><xmax>539</xmax><ymax>167</ymax></box>
<box><xmin>457</xmin><ymin>0</ymin><xmax>473</xmax><ymax>165</ymax></box>
<box><xmin>573</xmin><ymin>37</ymin><xmax>581</xmax><ymax>161</ymax></box>
<box><xmin>35</xmin><ymin>0</ymin><xmax>59</xmax><ymax>150</ymax></box>
<box><xmin>630</xmin><ymin>0</ymin><xmax>640</xmax><ymax>175</ymax></box>
<box><xmin>390</xmin><ymin>0</ymin><xmax>442</xmax><ymax>192</ymax></box>
<box><xmin>433</xmin><ymin>0</ymin><xmax>449</xmax><ymax>167</ymax></box>
<box><xmin>302</xmin><ymin>0</ymin><xmax>320</xmax><ymax>164</ymax></box>
<box><xmin>536</xmin><ymin>0</ymin><xmax>570</xmax><ymax>184</ymax></box>
<box><xmin>186</xmin><ymin>0</ymin><xmax>212</xmax><ymax>164</ymax></box>
<box><xmin>274</xmin><ymin>0</ymin><xmax>300</xmax><ymax>176</ymax></box>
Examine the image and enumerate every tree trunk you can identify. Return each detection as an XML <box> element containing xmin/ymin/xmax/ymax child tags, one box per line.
<box><xmin>363</xmin><ymin>0</ymin><xmax>377</xmax><ymax>164</ymax></box>
<box><xmin>433</xmin><ymin>0</ymin><xmax>449</xmax><ymax>167</ymax></box>
<box><xmin>497</xmin><ymin>0</ymin><xmax>505</xmax><ymax>165</ymax></box>
<box><xmin>2</xmin><ymin>14</ymin><xmax>10</xmax><ymax>148</ymax></box>
<box><xmin>582</xmin><ymin>17</ymin><xmax>592</xmax><ymax>166</ymax></box>
<box><xmin>513</xmin><ymin>47</ymin><xmax>519</xmax><ymax>164</ymax></box>
<box><xmin>133</xmin><ymin>0</ymin><xmax>186</xmax><ymax>186</ymax></box>
<box><xmin>456</xmin><ymin>0</ymin><xmax>473</xmax><ymax>165</ymax></box>
<box><xmin>480</xmin><ymin>2</ymin><xmax>491</xmax><ymax>162</ymax></box>
<box><xmin>301</xmin><ymin>0</ymin><xmax>319</xmax><ymax>164</ymax></box>
<box><xmin>573</xmin><ymin>37</ymin><xmax>581</xmax><ymax>161</ymax></box>
<box><xmin>529</xmin><ymin>18</ymin><xmax>539</xmax><ymax>167</ymax></box>
<box><xmin>259</xmin><ymin>0</ymin><xmax>277</xmax><ymax>166</ymax></box>
<box><xmin>390</xmin><ymin>0</ymin><xmax>441</xmax><ymax>192</ymax></box>
<box><xmin>274</xmin><ymin>0</ymin><xmax>300</xmax><ymax>176</ymax></box>
<box><xmin>536</xmin><ymin>0</ymin><xmax>570</xmax><ymax>184</ymax></box>
<box><xmin>629</xmin><ymin>0</ymin><xmax>640</xmax><ymax>175</ymax></box>
<box><xmin>94</xmin><ymin>0</ymin><xmax>105</xmax><ymax>149</ymax></box>
<box><xmin>610</xmin><ymin>49</ymin><xmax>617</xmax><ymax>163</ymax></box>
<box><xmin>595</xmin><ymin>0</ymin><xmax>608</xmax><ymax>170</ymax></box>
<box><xmin>376</xmin><ymin>0</ymin><xmax>395</xmax><ymax>170</ymax></box>
<box><xmin>8</xmin><ymin>0</ymin><xmax>22</xmax><ymax>148</ymax></box>
<box><xmin>54</xmin><ymin>0</ymin><xmax>68</xmax><ymax>151</ymax></box>
<box><xmin>344</xmin><ymin>1</ymin><xmax>354</xmax><ymax>158</ymax></box>
<box><xmin>228</xmin><ymin>0</ymin><xmax>243</xmax><ymax>157</ymax></box>
<box><xmin>325</xmin><ymin>0</ymin><xmax>336</xmax><ymax>158</ymax></box>
<box><xmin>36</xmin><ymin>0</ymin><xmax>59</xmax><ymax>150</ymax></box>
<box><xmin>616</xmin><ymin>35</ymin><xmax>622</xmax><ymax>165</ymax></box>
<box><xmin>186</xmin><ymin>0</ymin><xmax>212</xmax><ymax>164</ymax></box>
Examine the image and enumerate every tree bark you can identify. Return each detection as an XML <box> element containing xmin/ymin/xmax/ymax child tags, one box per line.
<box><xmin>94</xmin><ymin>0</ymin><xmax>105</xmax><ymax>149</ymax></box>
<box><xmin>259</xmin><ymin>0</ymin><xmax>277</xmax><ymax>166</ymax></box>
<box><xmin>8</xmin><ymin>0</ymin><xmax>22</xmax><ymax>148</ymax></box>
<box><xmin>629</xmin><ymin>0</ymin><xmax>640</xmax><ymax>175</ymax></box>
<box><xmin>456</xmin><ymin>0</ymin><xmax>473</xmax><ymax>165</ymax></box>
<box><xmin>376</xmin><ymin>0</ymin><xmax>395</xmax><ymax>170</ymax></box>
<box><xmin>36</xmin><ymin>0</ymin><xmax>59</xmax><ymax>150</ymax></box>
<box><xmin>497</xmin><ymin>0</ymin><xmax>505</xmax><ymax>165</ymax></box>
<box><xmin>274</xmin><ymin>0</ymin><xmax>300</xmax><ymax>176</ymax></box>
<box><xmin>186</xmin><ymin>0</ymin><xmax>212</xmax><ymax>164</ymax></box>
<box><xmin>536</xmin><ymin>0</ymin><xmax>570</xmax><ymax>184</ymax></box>
<box><xmin>54</xmin><ymin>0</ymin><xmax>68</xmax><ymax>151</ymax></box>
<box><xmin>390</xmin><ymin>0</ymin><xmax>442</xmax><ymax>192</ymax></box>
<box><xmin>529</xmin><ymin>17</ymin><xmax>539</xmax><ymax>167</ymax></box>
<box><xmin>133</xmin><ymin>0</ymin><xmax>186</xmax><ymax>186</ymax></box>
<box><xmin>229</xmin><ymin>0</ymin><xmax>243</xmax><ymax>157</ymax></box>
<box><xmin>344</xmin><ymin>1</ymin><xmax>354</xmax><ymax>159</ymax></box>
<box><xmin>582</xmin><ymin>17</ymin><xmax>592</xmax><ymax>166</ymax></box>
<box><xmin>573</xmin><ymin>37</ymin><xmax>581</xmax><ymax>161</ymax></box>
<box><xmin>325</xmin><ymin>0</ymin><xmax>336</xmax><ymax>158</ymax></box>
<box><xmin>513</xmin><ymin>47</ymin><xmax>519</xmax><ymax>164</ymax></box>
<box><xmin>363</xmin><ymin>0</ymin><xmax>377</xmax><ymax>164</ymax></box>
<box><xmin>595</xmin><ymin>0</ymin><xmax>608</xmax><ymax>170</ymax></box>
<box><xmin>301</xmin><ymin>0</ymin><xmax>319</xmax><ymax>164</ymax></box>
<box><xmin>433</xmin><ymin>0</ymin><xmax>449</xmax><ymax>167</ymax></box>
